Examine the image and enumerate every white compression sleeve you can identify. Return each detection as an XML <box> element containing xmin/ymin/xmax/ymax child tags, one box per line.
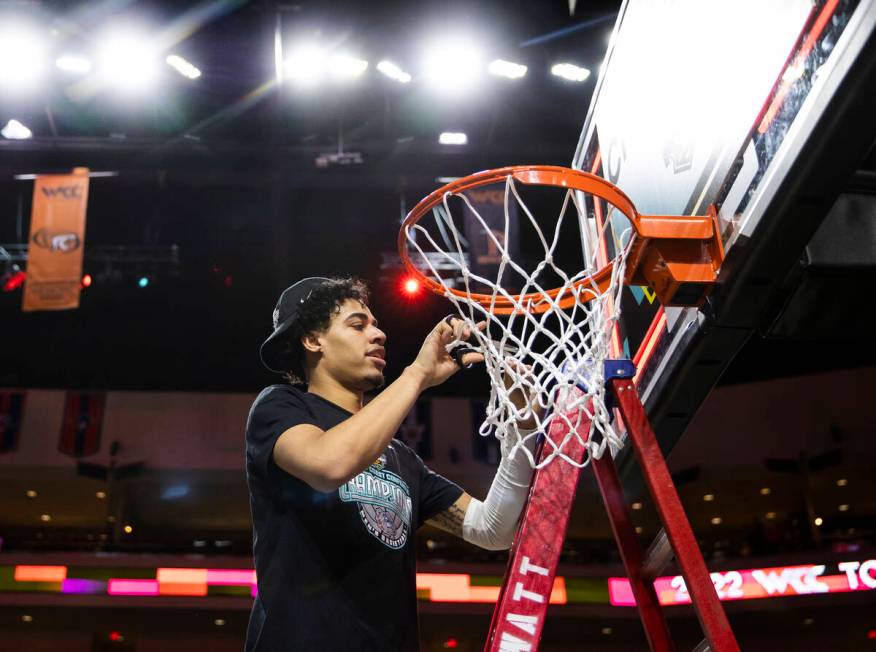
<box><xmin>462</xmin><ymin>431</ymin><xmax>536</xmax><ymax>550</ymax></box>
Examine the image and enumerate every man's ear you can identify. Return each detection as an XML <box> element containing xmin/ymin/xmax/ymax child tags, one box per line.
<box><xmin>301</xmin><ymin>331</ymin><xmax>322</xmax><ymax>353</ymax></box>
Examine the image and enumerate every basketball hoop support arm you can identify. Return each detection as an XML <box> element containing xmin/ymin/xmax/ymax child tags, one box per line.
<box><xmin>625</xmin><ymin>205</ymin><xmax>726</xmax><ymax>307</ymax></box>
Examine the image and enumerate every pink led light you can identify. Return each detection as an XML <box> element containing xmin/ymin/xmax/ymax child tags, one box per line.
<box><xmin>206</xmin><ymin>569</ymin><xmax>257</xmax><ymax>585</ymax></box>
<box><xmin>107</xmin><ymin>579</ymin><xmax>159</xmax><ymax>596</ymax></box>
<box><xmin>607</xmin><ymin>577</ymin><xmax>636</xmax><ymax>606</ymax></box>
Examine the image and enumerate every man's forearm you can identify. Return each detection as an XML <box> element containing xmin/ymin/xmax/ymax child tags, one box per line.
<box><xmin>462</xmin><ymin>429</ymin><xmax>536</xmax><ymax>550</ymax></box>
<box><xmin>319</xmin><ymin>366</ymin><xmax>426</xmax><ymax>485</ymax></box>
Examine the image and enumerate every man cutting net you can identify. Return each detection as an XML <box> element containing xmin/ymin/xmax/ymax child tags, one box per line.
<box><xmin>245</xmin><ymin>276</ymin><xmax>538</xmax><ymax>651</ymax></box>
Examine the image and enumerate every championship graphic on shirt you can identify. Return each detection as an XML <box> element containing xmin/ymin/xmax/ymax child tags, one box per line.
<box><xmin>339</xmin><ymin>459</ymin><xmax>413</xmax><ymax>549</ymax></box>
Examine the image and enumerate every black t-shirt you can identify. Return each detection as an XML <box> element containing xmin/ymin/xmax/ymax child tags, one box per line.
<box><xmin>244</xmin><ymin>384</ymin><xmax>463</xmax><ymax>652</ymax></box>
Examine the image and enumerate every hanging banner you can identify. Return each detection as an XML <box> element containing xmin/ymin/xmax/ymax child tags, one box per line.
<box><xmin>0</xmin><ymin>391</ymin><xmax>26</xmax><ymax>455</ymax></box>
<box><xmin>23</xmin><ymin>167</ymin><xmax>90</xmax><ymax>312</ymax></box>
<box><xmin>58</xmin><ymin>391</ymin><xmax>105</xmax><ymax>458</ymax></box>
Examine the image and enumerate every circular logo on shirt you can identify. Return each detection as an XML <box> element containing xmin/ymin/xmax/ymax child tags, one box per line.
<box><xmin>338</xmin><ymin>466</ymin><xmax>413</xmax><ymax>550</ymax></box>
<box><xmin>359</xmin><ymin>503</ymin><xmax>407</xmax><ymax>548</ymax></box>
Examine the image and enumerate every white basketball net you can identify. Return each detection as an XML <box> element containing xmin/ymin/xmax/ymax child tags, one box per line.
<box><xmin>405</xmin><ymin>174</ymin><xmax>636</xmax><ymax>469</ymax></box>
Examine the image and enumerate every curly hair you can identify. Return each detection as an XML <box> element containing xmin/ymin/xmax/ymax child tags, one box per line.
<box><xmin>280</xmin><ymin>276</ymin><xmax>370</xmax><ymax>385</ymax></box>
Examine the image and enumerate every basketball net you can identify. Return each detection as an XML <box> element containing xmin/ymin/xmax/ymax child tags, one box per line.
<box><xmin>404</xmin><ymin>173</ymin><xmax>635</xmax><ymax>469</ymax></box>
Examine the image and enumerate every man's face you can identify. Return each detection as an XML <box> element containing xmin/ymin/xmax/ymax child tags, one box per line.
<box><xmin>309</xmin><ymin>299</ymin><xmax>387</xmax><ymax>391</ymax></box>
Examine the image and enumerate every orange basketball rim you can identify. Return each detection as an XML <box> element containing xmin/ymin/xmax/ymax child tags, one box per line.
<box><xmin>397</xmin><ymin>165</ymin><xmax>726</xmax><ymax>313</ymax></box>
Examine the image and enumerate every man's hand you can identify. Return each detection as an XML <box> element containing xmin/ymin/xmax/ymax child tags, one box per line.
<box><xmin>409</xmin><ymin>316</ymin><xmax>484</xmax><ymax>389</ymax></box>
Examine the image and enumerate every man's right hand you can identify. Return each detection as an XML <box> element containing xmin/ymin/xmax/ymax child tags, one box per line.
<box><xmin>409</xmin><ymin>317</ymin><xmax>484</xmax><ymax>389</ymax></box>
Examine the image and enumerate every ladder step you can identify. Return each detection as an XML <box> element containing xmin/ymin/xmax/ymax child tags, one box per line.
<box><xmin>692</xmin><ymin>638</ymin><xmax>711</xmax><ymax>652</ymax></box>
<box><xmin>642</xmin><ymin>527</ymin><xmax>673</xmax><ymax>579</ymax></box>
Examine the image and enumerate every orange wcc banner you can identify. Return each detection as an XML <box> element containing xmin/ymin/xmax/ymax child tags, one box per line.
<box><xmin>23</xmin><ymin>168</ymin><xmax>90</xmax><ymax>311</ymax></box>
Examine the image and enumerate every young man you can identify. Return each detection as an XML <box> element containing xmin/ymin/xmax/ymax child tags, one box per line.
<box><xmin>245</xmin><ymin>276</ymin><xmax>536</xmax><ymax>652</ymax></box>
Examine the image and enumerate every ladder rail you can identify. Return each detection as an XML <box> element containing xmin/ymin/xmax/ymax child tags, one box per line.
<box><xmin>610</xmin><ymin>377</ymin><xmax>740</xmax><ymax>652</ymax></box>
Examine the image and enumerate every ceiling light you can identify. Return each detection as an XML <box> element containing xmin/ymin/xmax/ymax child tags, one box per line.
<box><xmin>40</xmin><ymin>514</ymin><xmax>51</xmax><ymax>522</ymax></box>
<box><xmin>25</xmin><ymin>489</ymin><xmax>38</xmax><ymax>498</ymax></box>
<box><xmin>166</xmin><ymin>54</ymin><xmax>201</xmax><ymax>79</ymax></box>
<box><xmin>710</xmin><ymin>516</ymin><xmax>722</xmax><ymax>525</ymax></box>
<box><xmin>376</xmin><ymin>60</ymin><xmax>411</xmax><ymax>83</ymax></box>
<box><xmin>329</xmin><ymin>54</ymin><xmax>368</xmax><ymax>79</ymax></box>
<box><xmin>96</xmin><ymin>491</ymin><xmax>107</xmax><ymax>499</ymax></box>
<box><xmin>123</xmin><ymin>524</ymin><xmax>133</xmax><ymax>534</ymax></box>
<box><xmin>0</xmin><ymin>24</ymin><xmax>46</xmax><ymax>91</ymax></box>
<box><xmin>438</xmin><ymin>131</ymin><xmax>467</xmax><ymax>145</ymax></box>
<box><xmin>56</xmin><ymin>55</ymin><xmax>92</xmax><ymax>74</ymax></box>
<box><xmin>284</xmin><ymin>45</ymin><xmax>326</xmax><ymax>84</ymax></box>
<box><xmin>2</xmin><ymin>119</ymin><xmax>33</xmax><ymax>140</ymax></box>
<box><xmin>634</xmin><ymin>526</ymin><xmax>643</xmax><ymax>534</ymax></box>
<box><xmin>838</xmin><ymin>504</ymin><xmax>849</xmax><ymax>512</ymax></box>
<box><xmin>765</xmin><ymin>511</ymin><xmax>776</xmax><ymax>519</ymax></box>
<box><xmin>488</xmin><ymin>59</ymin><xmax>527</xmax><ymax>79</ymax></box>
<box><xmin>703</xmin><ymin>493</ymin><xmax>715</xmax><ymax>502</ymax></box>
<box><xmin>814</xmin><ymin>517</ymin><xmax>823</xmax><ymax>526</ymax></box>
<box><xmin>601</xmin><ymin>627</ymin><xmax>612</xmax><ymax>635</ymax></box>
<box><xmin>759</xmin><ymin>487</ymin><xmax>771</xmax><ymax>495</ymax></box>
<box><xmin>551</xmin><ymin>62</ymin><xmax>591</xmax><ymax>82</ymax></box>
<box><xmin>423</xmin><ymin>40</ymin><xmax>482</xmax><ymax>93</ymax></box>
<box><xmin>214</xmin><ymin>619</ymin><xmax>226</xmax><ymax>627</ymax></box>
<box><xmin>21</xmin><ymin>615</ymin><xmax>33</xmax><ymax>623</ymax></box>
<box><xmin>836</xmin><ymin>478</ymin><xmax>848</xmax><ymax>486</ymax></box>
<box><xmin>631</xmin><ymin>502</ymin><xmax>643</xmax><ymax>510</ymax></box>
<box><xmin>97</xmin><ymin>34</ymin><xmax>160</xmax><ymax>93</ymax></box>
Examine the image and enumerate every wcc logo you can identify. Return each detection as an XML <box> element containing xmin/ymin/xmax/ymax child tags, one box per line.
<box><xmin>41</xmin><ymin>185</ymin><xmax>83</xmax><ymax>199</ymax></box>
<box><xmin>32</xmin><ymin>228</ymin><xmax>81</xmax><ymax>253</ymax></box>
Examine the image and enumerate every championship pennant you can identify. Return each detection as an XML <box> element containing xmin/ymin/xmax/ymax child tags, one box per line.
<box><xmin>23</xmin><ymin>167</ymin><xmax>90</xmax><ymax>312</ymax></box>
<box><xmin>58</xmin><ymin>391</ymin><xmax>105</xmax><ymax>458</ymax></box>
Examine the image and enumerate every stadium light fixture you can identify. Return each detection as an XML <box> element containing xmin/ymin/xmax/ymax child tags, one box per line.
<box><xmin>97</xmin><ymin>34</ymin><xmax>160</xmax><ymax>93</ymax></box>
<box><xmin>56</xmin><ymin>55</ymin><xmax>92</xmax><ymax>75</ymax></box>
<box><xmin>284</xmin><ymin>44</ymin><xmax>326</xmax><ymax>85</ymax></box>
<box><xmin>329</xmin><ymin>54</ymin><xmax>368</xmax><ymax>80</ymax></box>
<box><xmin>550</xmin><ymin>62</ymin><xmax>591</xmax><ymax>82</ymax></box>
<box><xmin>0</xmin><ymin>24</ymin><xmax>47</xmax><ymax>91</ymax></box>
<box><xmin>376</xmin><ymin>60</ymin><xmax>411</xmax><ymax>84</ymax></box>
<box><xmin>488</xmin><ymin>59</ymin><xmax>527</xmax><ymax>79</ymax></box>
<box><xmin>423</xmin><ymin>40</ymin><xmax>482</xmax><ymax>93</ymax></box>
<box><xmin>1</xmin><ymin>119</ymin><xmax>33</xmax><ymax>140</ymax></box>
<box><xmin>439</xmin><ymin>131</ymin><xmax>467</xmax><ymax>145</ymax></box>
<box><xmin>166</xmin><ymin>54</ymin><xmax>201</xmax><ymax>80</ymax></box>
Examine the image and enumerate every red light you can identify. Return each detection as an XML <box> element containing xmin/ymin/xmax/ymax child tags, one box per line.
<box><xmin>868</xmin><ymin>629</ymin><xmax>876</xmax><ymax>640</ymax></box>
<box><xmin>81</xmin><ymin>274</ymin><xmax>92</xmax><ymax>288</ymax></box>
<box><xmin>443</xmin><ymin>639</ymin><xmax>458</xmax><ymax>649</ymax></box>
<box><xmin>2</xmin><ymin>270</ymin><xmax>26</xmax><ymax>292</ymax></box>
<box><xmin>109</xmin><ymin>631</ymin><xmax>123</xmax><ymax>642</ymax></box>
<box><xmin>403</xmin><ymin>277</ymin><xmax>420</xmax><ymax>295</ymax></box>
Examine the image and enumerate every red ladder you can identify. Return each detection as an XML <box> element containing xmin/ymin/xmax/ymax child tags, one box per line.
<box><xmin>484</xmin><ymin>362</ymin><xmax>740</xmax><ymax>652</ymax></box>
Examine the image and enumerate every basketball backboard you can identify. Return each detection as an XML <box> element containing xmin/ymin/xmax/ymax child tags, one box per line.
<box><xmin>573</xmin><ymin>0</ymin><xmax>876</xmax><ymax>454</ymax></box>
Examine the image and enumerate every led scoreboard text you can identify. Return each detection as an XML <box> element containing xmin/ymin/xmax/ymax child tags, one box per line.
<box><xmin>608</xmin><ymin>559</ymin><xmax>876</xmax><ymax>607</ymax></box>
